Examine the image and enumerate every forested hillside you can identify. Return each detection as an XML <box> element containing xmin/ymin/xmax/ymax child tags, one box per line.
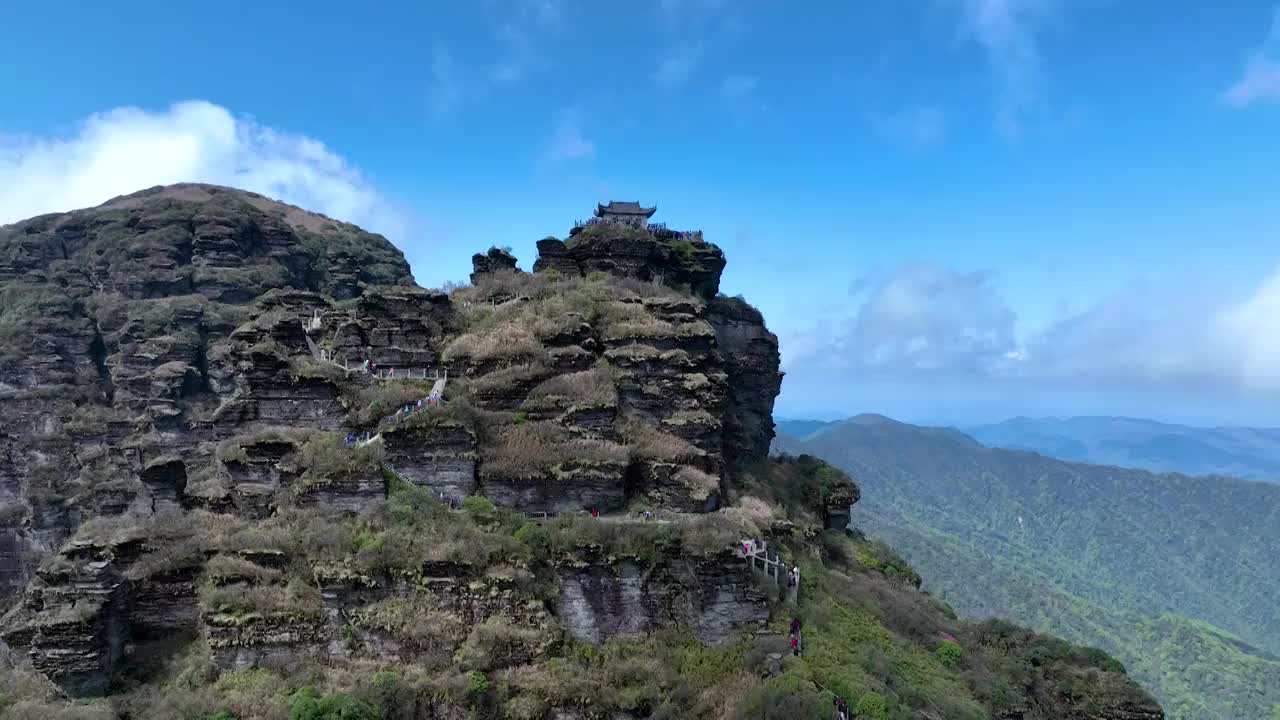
<box><xmin>776</xmin><ymin>415</ymin><xmax>1280</xmax><ymax>720</ymax></box>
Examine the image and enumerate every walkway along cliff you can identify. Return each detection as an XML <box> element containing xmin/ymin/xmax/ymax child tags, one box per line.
<box><xmin>0</xmin><ymin>187</ymin><xmax>1163</xmax><ymax>719</ymax></box>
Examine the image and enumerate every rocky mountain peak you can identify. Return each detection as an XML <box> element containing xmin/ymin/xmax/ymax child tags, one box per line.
<box><xmin>1</xmin><ymin>182</ymin><xmax>413</xmax><ymax>302</ymax></box>
<box><xmin>0</xmin><ymin>187</ymin><xmax>1161</xmax><ymax>720</ymax></box>
<box><xmin>534</xmin><ymin>219</ymin><xmax>726</xmax><ymax>299</ymax></box>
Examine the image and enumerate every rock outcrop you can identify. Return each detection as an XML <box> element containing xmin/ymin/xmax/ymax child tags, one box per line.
<box><xmin>707</xmin><ymin>296</ymin><xmax>782</xmax><ymax>463</ymax></box>
<box><xmin>534</xmin><ymin>224</ymin><xmax>726</xmax><ymax>299</ymax></box>
<box><xmin>382</xmin><ymin>421</ymin><xmax>478</xmax><ymax>500</ymax></box>
<box><xmin>470</xmin><ymin>246</ymin><xmax>520</xmax><ymax>285</ymax></box>
<box><xmin>0</xmin><ymin>184</ymin><xmax>419</xmax><ymax>606</ymax></box>
<box><xmin>557</xmin><ymin>552</ymin><xmax>768</xmax><ymax>645</ymax></box>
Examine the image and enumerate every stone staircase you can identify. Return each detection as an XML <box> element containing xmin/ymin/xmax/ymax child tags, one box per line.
<box><xmin>300</xmin><ymin>310</ymin><xmax>446</xmax><ymax>383</ymax></box>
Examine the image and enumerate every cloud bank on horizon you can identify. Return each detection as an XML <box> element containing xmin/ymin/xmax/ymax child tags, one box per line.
<box><xmin>779</xmin><ymin>261</ymin><xmax>1280</xmax><ymax>402</ymax></box>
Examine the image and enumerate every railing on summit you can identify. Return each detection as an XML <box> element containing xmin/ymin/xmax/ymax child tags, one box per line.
<box><xmin>374</xmin><ymin>367</ymin><xmax>447</xmax><ymax>382</ymax></box>
<box><xmin>303</xmin><ymin>309</ymin><xmax>322</xmax><ymax>333</ymax></box>
<box><xmin>740</xmin><ymin>539</ymin><xmax>800</xmax><ymax>603</ymax></box>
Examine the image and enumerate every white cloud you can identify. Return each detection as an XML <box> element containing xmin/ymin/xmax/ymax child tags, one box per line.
<box><xmin>784</xmin><ymin>261</ymin><xmax>1280</xmax><ymax>397</ymax></box>
<box><xmin>490</xmin><ymin>25</ymin><xmax>533</xmax><ymax>85</ymax></box>
<box><xmin>522</xmin><ymin>0</ymin><xmax>564</xmax><ymax>27</ymax></box>
<box><xmin>785</xmin><ymin>263</ymin><xmax>1017</xmax><ymax>375</ymax></box>
<box><xmin>1016</xmin><ymin>279</ymin><xmax>1234</xmax><ymax>387</ymax></box>
<box><xmin>489</xmin><ymin>17</ymin><xmax>561</xmax><ymax>86</ymax></box>
<box><xmin>872</xmin><ymin>105</ymin><xmax>947</xmax><ymax>148</ymax></box>
<box><xmin>1223</xmin><ymin>5</ymin><xmax>1280</xmax><ymax>107</ymax></box>
<box><xmin>950</xmin><ymin>0</ymin><xmax>1055</xmax><ymax>139</ymax></box>
<box><xmin>721</xmin><ymin>74</ymin><xmax>758</xmax><ymax>98</ymax></box>
<box><xmin>428</xmin><ymin>45</ymin><xmax>466</xmax><ymax>117</ymax></box>
<box><xmin>845</xmin><ymin>263</ymin><xmax>1018</xmax><ymax>374</ymax></box>
<box><xmin>0</xmin><ymin>100</ymin><xmax>408</xmax><ymax>242</ymax></box>
<box><xmin>720</xmin><ymin>74</ymin><xmax>771</xmax><ymax>116</ymax></box>
<box><xmin>653</xmin><ymin>45</ymin><xmax>703</xmax><ymax>88</ymax></box>
<box><xmin>541</xmin><ymin>111</ymin><xmax>595</xmax><ymax>163</ymax></box>
<box><xmin>1213</xmin><ymin>270</ymin><xmax>1280</xmax><ymax>391</ymax></box>
<box><xmin>436</xmin><ymin>6</ymin><xmax>565</xmax><ymax>113</ymax></box>
<box><xmin>658</xmin><ymin>0</ymin><xmax>728</xmax><ymax>22</ymax></box>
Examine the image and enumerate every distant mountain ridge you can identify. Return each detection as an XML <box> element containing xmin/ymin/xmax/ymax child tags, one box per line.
<box><xmin>775</xmin><ymin>414</ymin><xmax>1280</xmax><ymax>720</ymax></box>
<box><xmin>774</xmin><ymin>418</ymin><xmax>835</xmax><ymax>440</ymax></box>
<box><xmin>965</xmin><ymin>415</ymin><xmax>1280</xmax><ymax>482</ymax></box>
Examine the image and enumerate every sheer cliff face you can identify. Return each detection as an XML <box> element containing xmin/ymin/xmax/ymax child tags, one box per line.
<box><xmin>0</xmin><ymin>184</ymin><xmax>422</xmax><ymax>603</ymax></box>
<box><xmin>0</xmin><ymin>189</ymin><xmax>785</xmax><ymax>673</ymax></box>
<box><xmin>706</xmin><ymin>296</ymin><xmax>782</xmax><ymax>463</ymax></box>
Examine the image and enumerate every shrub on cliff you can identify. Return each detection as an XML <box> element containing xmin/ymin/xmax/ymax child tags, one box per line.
<box><xmin>737</xmin><ymin>454</ymin><xmax>859</xmax><ymax>526</ymax></box>
<box><xmin>455</xmin><ymin>616</ymin><xmax>556</xmax><ymax>671</ymax></box>
<box><xmin>287</xmin><ymin>687</ymin><xmax>378</xmax><ymax>720</ymax></box>
<box><xmin>203</xmin><ymin>578</ymin><xmax>325</xmax><ymax>622</ymax></box>
<box><xmin>342</xmin><ymin>378</ymin><xmax>436</xmax><ymax>426</ymax></box>
<box><xmin>295</xmin><ymin>432</ymin><xmax>384</xmax><ymax>492</ymax></box>
<box><xmin>0</xmin><ymin>283</ymin><xmax>80</xmax><ymax>368</ymax></box>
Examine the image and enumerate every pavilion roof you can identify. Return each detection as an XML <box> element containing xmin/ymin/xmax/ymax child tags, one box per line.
<box><xmin>595</xmin><ymin>201</ymin><xmax>656</xmax><ymax>217</ymax></box>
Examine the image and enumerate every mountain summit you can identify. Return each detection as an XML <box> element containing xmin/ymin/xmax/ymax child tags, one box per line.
<box><xmin>0</xmin><ymin>188</ymin><xmax>1161</xmax><ymax>719</ymax></box>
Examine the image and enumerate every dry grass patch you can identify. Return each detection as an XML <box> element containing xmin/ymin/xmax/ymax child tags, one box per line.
<box><xmin>351</xmin><ymin>596</ymin><xmax>467</xmax><ymax>657</ymax></box>
<box><xmin>674</xmin><ymin>466</ymin><xmax>721</xmax><ymax>502</ymax></box>
<box><xmin>676</xmin><ymin>320</ymin><xmax>715</xmax><ymax>338</ymax></box>
<box><xmin>482</xmin><ymin>421</ymin><xmax>627</xmax><ymax>480</ymax></box>
<box><xmin>445</xmin><ymin>323</ymin><xmax>549</xmax><ymax>367</ymax></box>
<box><xmin>603</xmin><ymin>343</ymin><xmax>661</xmax><ymax>363</ymax></box>
<box><xmin>470</xmin><ymin>363</ymin><xmax>555</xmax><ymax>397</ymax></box>
<box><xmin>662</xmin><ymin>409</ymin><xmax>720</xmax><ymax>430</ymax></box>
<box><xmin>205</xmin><ymin>553</ymin><xmax>282</xmax><ymax>585</ymax></box>
<box><xmin>202</xmin><ymin>578</ymin><xmax>324</xmax><ymax>621</ymax></box>
<box><xmin>732</xmin><ymin>495</ymin><xmax>782</xmax><ymax>526</ymax></box>
<box><xmin>455</xmin><ymin>616</ymin><xmax>558</xmax><ymax>671</ymax></box>
<box><xmin>625</xmin><ymin>422</ymin><xmax>704</xmax><ymax>463</ymax></box>
<box><xmin>524</xmin><ymin>369</ymin><xmax>617</xmax><ymax>408</ymax></box>
<box><xmin>598</xmin><ymin>301</ymin><xmax>678</xmax><ymax>341</ymax></box>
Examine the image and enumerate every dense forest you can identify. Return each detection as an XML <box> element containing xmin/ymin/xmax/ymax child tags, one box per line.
<box><xmin>776</xmin><ymin>414</ymin><xmax>1280</xmax><ymax>720</ymax></box>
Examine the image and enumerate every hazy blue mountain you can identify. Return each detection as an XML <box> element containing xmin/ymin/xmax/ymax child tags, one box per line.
<box><xmin>774</xmin><ymin>418</ymin><xmax>836</xmax><ymax>440</ymax></box>
<box><xmin>966</xmin><ymin>416</ymin><xmax>1280</xmax><ymax>482</ymax></box>
<box><xmin>769</xmin><ymin>430</ymin><xmax>807</xmax><ymax>455</ymax></box>
<box><xmin>776</xmin><ymin>414</ymin><xmax>1280</xmax><ymax>720</ymax></box>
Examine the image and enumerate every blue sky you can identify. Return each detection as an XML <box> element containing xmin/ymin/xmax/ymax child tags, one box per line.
<box><xmin>3</xmin><ymin>0</ymin><xmax>1280</xmax><ymax>426</ymax></box>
